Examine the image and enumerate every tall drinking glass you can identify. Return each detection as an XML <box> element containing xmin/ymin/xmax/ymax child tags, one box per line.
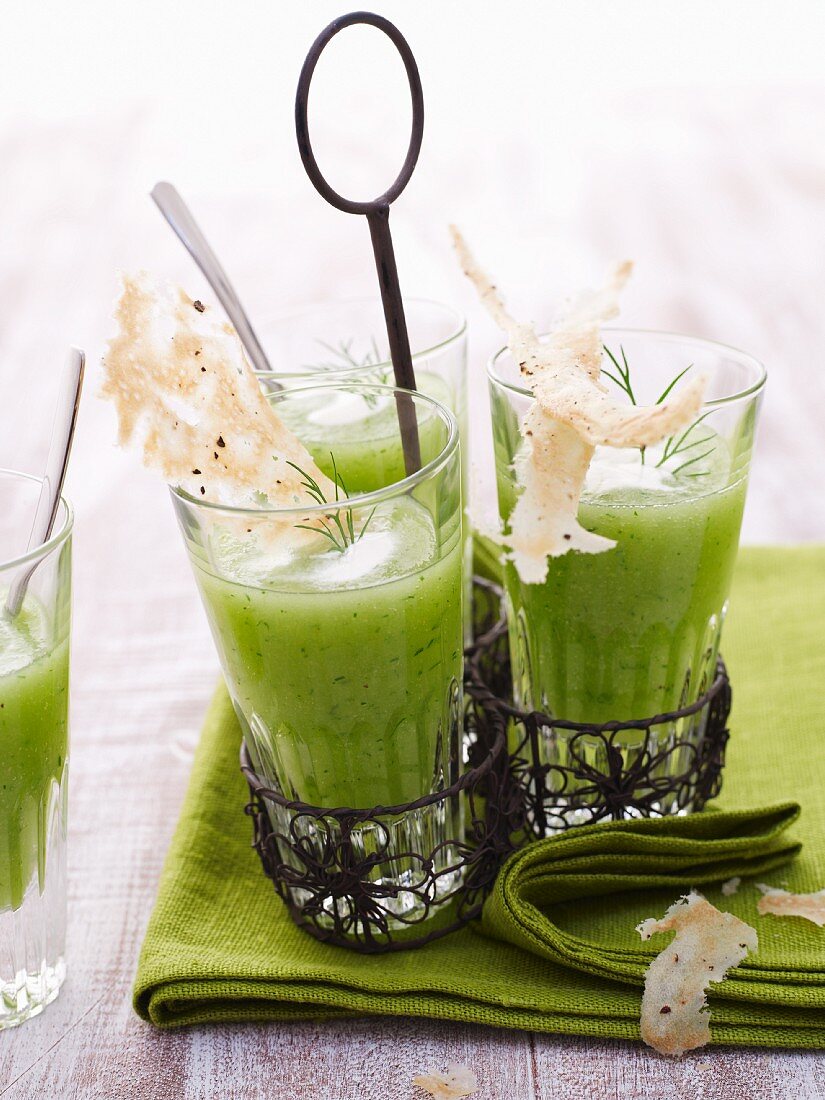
<box><xmin>0</xmin><ymin>471</ymin><xmax>72</xmax><ymax>1029</ymax></box>
<box><xmin>254</xmin><ymin>299</ymin><xmax>472</xmax><ymax>634</ymax></box>
<box><xmin>254</xmin><ymin>299</ymin><xmax>467</xmax><ymax>437</ymax></box>
<box><xmin>171</xmin><ymin>385</ymin><xmax>464</xmax><ymax>926</ymax></box>
<box><xmin>489</xmin><ymin>330</ymin><xmax>765</xmax><ymax>822</ymax></box>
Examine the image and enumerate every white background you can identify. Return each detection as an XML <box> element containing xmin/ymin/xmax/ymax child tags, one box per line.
<box><xmin>1</xmin><ymin>0</ymin><xmax>824</xmax><ymax>540</ymax></box>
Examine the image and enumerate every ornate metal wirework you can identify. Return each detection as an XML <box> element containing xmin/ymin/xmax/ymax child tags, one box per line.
<box><xmin>465</xmin><ymin>578</ymin><xmax>732</xmax><ymax>836</ymax></box>
<box><xmin>241</xmin><ymin>700</ymin><xmax>517</xmax><ymax>953</ymax></box>
<box><xmin>241</xmin><ymin>577</ymin><xmax>730</xmax><ymax>949</ymax></box>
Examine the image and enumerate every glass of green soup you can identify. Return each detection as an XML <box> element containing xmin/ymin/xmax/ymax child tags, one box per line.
<box><xmin>489</xmin><ymin>330</ymin><xmax>766</xmax><ymax>826</ymax></box>
<box><xmin>171</xmin><ymin>384</ymin><xmax>464</xmax><ymax>930</ymax></box>
<box><xmin>253</xmin><ymin>298</ymin><xmax>467</xmax><ymax>436</ymax></box>
<box><xmin>0</xmin><ymin>470</ymin><xmax>72</xmax><ymax>1029</ymax></box>
<box><xmin>254</xmin><ymin>299</ymin><xmax>472</xmax><ymax>637</ymax></box>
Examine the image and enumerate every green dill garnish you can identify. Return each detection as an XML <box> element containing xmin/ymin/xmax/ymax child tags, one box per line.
<box><xmin>288</xmin><ymin>453</ymin><xmax>376</xmax><ymax>552</ymax></box>
<box><xmin>602</xmin><ymin>345</ymin><xmax>714</xmax><ymax>477</ymax></box>
<box><xmin>602</xmin><ymin>345</ymin><xmax>638</xmax><ymax>405</ymax></box>
<box><xmin>602</xmin><ymin>345</ymin><xmax>644</xmax><ymax>462</ymax></box>
<box><xmin>654</xmin><ymin>364</ymin><xmax>693</xmax><ymax>405</ymax></box>
<box><xmin>655</xmin><ymin>409</ymin><xmax>715</xmax><ymax>475</ymax></box>
<box><xmin>304</xmin><ymin>337</ymin><xmax>390</xmax><ymax>408</ymax></box>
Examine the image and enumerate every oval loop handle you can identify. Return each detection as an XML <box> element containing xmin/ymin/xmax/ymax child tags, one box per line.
<box><xmin>295</xmin><ymin>11</ymin><xmax>425</xmax><ymax>215</ymax></box>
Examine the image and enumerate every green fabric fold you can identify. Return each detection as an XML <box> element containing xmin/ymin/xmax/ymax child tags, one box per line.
<box><xmin>481</xmin><ymin>806</ymin><xmax>805</xmax><ymax>998</ymax></box>
<box><xmin>133</xmin><ymin>546</ymin><xmax>825</xmax><ymax>1047</ymax></box>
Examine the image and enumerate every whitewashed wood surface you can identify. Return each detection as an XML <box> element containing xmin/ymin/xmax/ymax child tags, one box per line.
<box><xmin>2</xmin><ymin>82</ymin><xmax>825</xmax><ymax>1098</ymax></box>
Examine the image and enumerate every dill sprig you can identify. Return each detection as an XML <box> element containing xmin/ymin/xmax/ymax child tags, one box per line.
<box><xmin>305</xmin><ymin>337</ymin><xmax>390</xmax><ymax>408</ymax></box>
<box><xmin>602</xmin><ymin>345</ymin><xmax>644</xmax><ymax>461</ymax></box>
<box><xmin>601</xmin><ymin>345</ymin><xmax>714</xmax><ymax>477</ymax></box>
<box><xmin>655</xmin><ymin>409</ymin><xmax>715</xmax><ymax>475</ymax></box>
<box><xmin>654</xmin><ymin>364</ymin><xmax>693</xmax><ymax>405</ymax></box>
<box><xmin>602</xmin><ymin>345</ymin><xmax>638</xmax><ymax>405</ymax></box>
<box><xmin>288</xmin><ymin>453</ymin><xmax>376</xmax><ymax>552</ymax></box>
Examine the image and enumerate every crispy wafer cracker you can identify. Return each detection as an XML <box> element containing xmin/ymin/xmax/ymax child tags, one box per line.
<box><xmin>451</xmin><ymin>228</ymin><xmax>707</xmax><ymax>583</ymax></box>
<box><xmin>637</xmin><ymin>892</ymin><xmax>757</xmax><ymax>1057</ymax></box>
<box><xmin>102</xmin><ymin>273</ymin><xmax>334</xmax><ymax>508</ymax></box>
<box><xmin>756</xmin><ymin>883</ymin><xmax>825</xmax><ymax>926</ymax></box>
<box><xmin>413</xmin><ymin>1064</ymin><xmax>478</xmax><ymax>1099</ymax></box>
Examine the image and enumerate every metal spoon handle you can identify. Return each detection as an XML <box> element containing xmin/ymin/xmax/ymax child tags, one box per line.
<box><xmin>5</xmin><ymin>348</ymin><xmax>85</xmax><ymax>619</ymax></box>
<box><xmin>150</xmin><ymin>182</ymin><xmax>278</xmax><ymax>383</ymax></box>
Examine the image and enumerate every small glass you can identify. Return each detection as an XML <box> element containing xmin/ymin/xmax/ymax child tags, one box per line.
<box><xmin>254</xmin><ymin>298</ymin><xmax>467</xmax><ymax>434</ymax></box>
<box><xmin>254</xmin><ymin>299</ymin><xmax>472</xmax><ymax>634</ymax></box>
<box><xmin>171</xmin><ymin>385</ymin><xmax>465</xmax><ymax>928</ymax></box>
<box><xmin>489</xmin><ymin>330</ymin><xmax>766</xmax><ymax>823</ymax></box>
<box><xmin>0</xmin><ymin>470</ymin><xmax>72</xmax><ymax>1029</ymax></box>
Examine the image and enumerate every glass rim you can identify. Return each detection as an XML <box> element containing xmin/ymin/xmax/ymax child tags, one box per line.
<box><xmin>170</xmin><ymin>382</ymin><xmax>459</xmax><ymax>518</ymax></box>
<box><xmin>254</xmin><ymin>296</ymin><xmax>467</xmax><ymax>382</ymax></box>
<box><xmin>487</xmin><ymin>326</ymin><xmax>767</xmax><ymax>406</ymax></box>
<box><xmin>0</xmin><ymin>467</ymin><xmax>74</xmax><ymax>571</ymax></box>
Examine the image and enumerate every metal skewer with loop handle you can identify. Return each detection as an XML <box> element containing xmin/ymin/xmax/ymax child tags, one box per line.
<box><xmin>295</xmin><ymin>10</ymin><xmax>424</xmax><ymax>476</ymax></box>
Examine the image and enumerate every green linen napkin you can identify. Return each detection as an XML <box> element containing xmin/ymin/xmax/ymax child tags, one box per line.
<box><xmin>134</xmin><ymin>546</ymin><xmax>825</xmax><ymax>1046</ymax></box>
<box><xmin>482</xmin><ymin>807</ymin><xmax>803</xmax><ymax>996</ymax></box>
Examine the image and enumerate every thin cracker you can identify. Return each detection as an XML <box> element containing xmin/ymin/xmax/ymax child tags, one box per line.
<box><xmin>101</xmin><ymin>272</ymin><xmax>334</xmax><ymax>508</ymax></box>
<box><xmin>637</xmin><ymin>892</ymin><xmax>757</xmax><ymax>1057</ymax></box>
<box><xmin>508</xmin><ymin>408</ymin><xmax>613</xmax><ymax>582</ymax></box>
<box><xmin>413</xmin><ymin>1064</ymin><xmax>478</xmax><ymax>1099</ymax></box>
<box><xmin>756</xmin><ymin>883</ymin><xmax>825</xmax><ymax>926</ymax></box>
<box><xmin>451</xmin><ymin>227</ymin><xmax>707</xmax><ymax>582</ymax></box>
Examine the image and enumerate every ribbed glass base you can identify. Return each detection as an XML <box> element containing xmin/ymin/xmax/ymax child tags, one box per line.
<box><xmin>0</xmin><ymin>956</ymin><xmax>65</xmax><ymax>1030</ymax></box>
<box><xmin>1</xmin><ymin>776</ymin><xmax>68</xmax><ymax>1030</ymax></box>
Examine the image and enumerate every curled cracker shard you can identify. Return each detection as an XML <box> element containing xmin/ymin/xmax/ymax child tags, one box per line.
<box><xmin>636</xmin><ymin>892</ymin><xmax>757</xmax><ymax>1057</ymax></box>
<box><xmin>451</xmin><ymin>227</ymin><xmax>707</xmax><ymax>584</ymax></box>
<box><xmin>101</xmin><ymin>273</ymin><xmax>334</xmax><ymax>507</ymax></box>
<box><xmin>756</xmin><ymin>884</ymin><xmax>825</xmax><ymax>926</ymax></box>
<box><xmin>412</xmin><ymin>1064</ymin><xmax>478</xmax><ymax>1099</ymax></box>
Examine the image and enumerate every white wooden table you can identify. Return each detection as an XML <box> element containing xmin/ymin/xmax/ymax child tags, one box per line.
<box><xmin>2</xmin><ymin>84</ymin><xmax>825</xmax><ymax>1097</ymax></box>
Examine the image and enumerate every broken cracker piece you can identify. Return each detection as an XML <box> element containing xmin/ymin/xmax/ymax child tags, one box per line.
<box><xmin>508</xmin><ymin>407</ymin><xmax>614</xmax><ymax>583</ymax></box>
<box><xmin>637</xmin><ymin>892</ymin><xmax>757</xmax><ymax>1057</ymax></box>
<box><xmin>721</xmin><ymin>877</ymin><xmax>741</xmax><ymax>897</ymax></box>
<box><xmin>101</xmin><ymin>273</ymin><xmax>334</xmax><ymax>508</ymax></box>
<box><xmin>413</xmin><ymin>1064</ymin><xmax>478</xmax><ymax>1099</ymax></box>
<box><xmin>451</xmin><ymin>227</ymin><xmax>707</xmax><ymax>583</ymax></box>
<box><xmin>756</xmin><ymin>884</ymin><xmax>825</xmax><ymax>926</ymax></box>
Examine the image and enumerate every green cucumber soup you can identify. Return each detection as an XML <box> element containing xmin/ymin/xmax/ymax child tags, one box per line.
<box><xmin>278</xmin><ymin>372</ymin><xmax>460</xmax><ymax>493</ymax></box>
<box><xmin>488</xmin><ymin>327</ymin><xmax>764</xmax><ymax>827</ymax></box>
<box><xmin>174</xmin><ymin>385</ymin><xmax>464</xmax><ymax>817</ymax></box>
<box><xmin>276</xmin><ymin>377</ymin><xmax>474</xmax><ymax>644</ymax></box>
<box><xmin>489</xmin><ymin>329</ymin><xmax>765</xmax><ymax>733</ymax></box>
<box><xmin>0</xmin><ymin>598</ymin><xmax>69</xmax><ymax>912</ymax></box>
<box><xmin>193</xmin><ymin>498</ymin><xmax>463</xmax><ymax>808</ymax></box>
<box><xmin>498</xmin><ymin>441</ymin><xmax>747</xmax><ymax>722</ymax></box>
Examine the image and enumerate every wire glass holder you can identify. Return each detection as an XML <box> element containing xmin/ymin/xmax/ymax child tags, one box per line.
<box><xmin>242</xmin><ymin>577</ymin><xmax>730</xmax><ymax>950</ymax></box>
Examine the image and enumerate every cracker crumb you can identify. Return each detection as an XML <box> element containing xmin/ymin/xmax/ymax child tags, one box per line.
<box><xmin>721</xmin><ymin>877</ymin><xmax>741</xmax><ymax>897</ymax></box>
<box><xmin>413</xmin><ymin>1063</ymin><xmax>478</xmax><ymax>1099</ymax></box>
<box><xmin>756</xmin><ymin>883</ymin><xmax>825</xmax><ymax>926</ymax></box>
<box><xmin>637</xmin><ymin>892</ymin><xmax>757</xmax><ymax>1057</ymax></box>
